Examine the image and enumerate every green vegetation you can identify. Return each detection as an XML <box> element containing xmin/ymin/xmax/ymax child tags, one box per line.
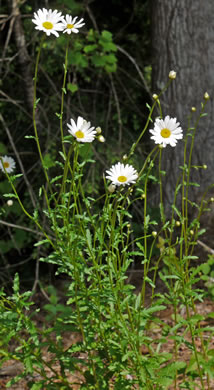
<box><xmin>0</xmin><ymin>2</ymin><xmax>214</xmax><ymax>389</ymax></box>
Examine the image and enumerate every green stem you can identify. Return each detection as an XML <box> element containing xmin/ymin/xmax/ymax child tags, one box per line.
<box><xmin>60</xmin><ymin>39</ymin><xmax>69</xmax><ymax>156</ymax></box>
<box><xmin>33</xmin><ymin>35</ymin><xmax>55</xmax><ymax>201</ymax></box>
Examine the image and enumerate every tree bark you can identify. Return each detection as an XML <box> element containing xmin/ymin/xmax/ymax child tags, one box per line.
<box><xmin>152</xmin><ymin>0</ymin><xmax>214</xmax><ymax>213</ymax></box>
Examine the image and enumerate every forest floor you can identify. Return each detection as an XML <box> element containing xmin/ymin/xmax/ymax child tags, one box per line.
<box><xmin>0</xmin><ymin>296</ymin><xmax>214</xmax><ymax>390</ymax></box>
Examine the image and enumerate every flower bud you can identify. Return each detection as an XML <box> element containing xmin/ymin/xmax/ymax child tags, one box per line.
<box><xmin>152</xmin><ymin>231</ymin><xmax>157</xmax><ymax>237</ymax></box>
<box><xmin>190</xmin><ymin>230</ymin><xmax>194</xmax><ymax>236</ymax></box>
<box><xmin>127</xmin><ymin>223</ymin><xmax>131</xmax><ymax>229</ymax></box>
<box><xmin>169</xmin><ymin>70</ymin><xmax>176</xmax><ymax>80</ymax></box>
<box><xmin>122</xmin><ymin>154</ymin><xmax>128</xmax><ymax>161</ymax></box>
<box><xmin>108</xmin><ymin>183</ymin><xmax>116</xmax><ymax>193</ymax></box>
<box><xmin>152</xmin><ymin>94</ymin><xmax>158</xmax><ymax>101</ymax></box>
<box><xmin>175</xmin><ymin>221</ymin><xmax>181</xmax><ymax>227</ymax></box>
<box><xmin>210</xmin><ymin>197</ymin><xmax>214</xmax><ymax>202</ymax></box>
<box><xmin>141</xmin><ymin>193</ymin><xmax>145</xmax><ymax>199</ymax></box>
<box><xmin>191</xmin><ymin>107</ymin><xmax>196</xmax><ymax>112</ymax></box>
<box><xmin>96</xmin><ymin>127</ymin><xmax>102</xmax><ymax>134</ymax></box>
<box><xmin>204</xmin><ymin>92</ymin><xmax>210</xmax><ymax>100</ymax></box>
<box><xmin>7</xmin><ymin>199</ymin><xmax>13</xmax><ymax>206</ymax></box>
<box><xmin>203</xmin><ymin>164</ymin><xmax>207</xmax><ymax>169</ymax></box>
<box><xmin>98</xmin><ymin>135</ymin><xmax>105</xmax><ymax>143</ymax></box>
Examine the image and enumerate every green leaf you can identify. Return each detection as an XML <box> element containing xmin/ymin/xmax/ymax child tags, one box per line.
<box><xmin>33</xmin><ymin>97</ymin><xmax>40</xmax><ymax>108</ymax></box>
<box><xmin>43</xmin><ymin>153</ymin><xmax>55</xmax><ymax>169</ymax></box>
<box><xmin>86</xmin><ymin>229</ymin><xmax>92</xmax><ymax>251</ymax></box>
<box><xmin>83</xmin><ymin>44</ymin><xmax>98</xmax><ymax>53</ymax></box>
<box><xmin>31</xmin><ymin>383</ymin><xmax>43</xmax><ymax>390</ymax></box>
<box><xmin>91</xmin><ymin>54</ymin><xmax>106</xmax><ymax>67</ymax></box>
<box><xmin>67</xmin><ymin>83</ymin><xmax>78</xmax><ymax>94</ymax></box>
<box><xmin>13</xmin><ymin>273</ymin><xmax>20</xmax><ymax>294</ymax></box>
<box><xmin>68</xmin><ymin>51</ymin><xmax>88</xmax><ymax>68</ymax></box>
<box><xmin>25</xmin><ymin>135</ymin><xmax>36</xmax><ymax>140</ymax></box>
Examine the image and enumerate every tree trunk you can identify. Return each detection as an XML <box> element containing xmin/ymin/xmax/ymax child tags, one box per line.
<box><xmin>152</xmin><ymin>0</ymin><xmax>214</xmax><ymax>214</ymax></box>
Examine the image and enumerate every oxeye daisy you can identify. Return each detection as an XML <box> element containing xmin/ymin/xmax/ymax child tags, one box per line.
<box><xmin>149</xmin><ymin>115</ymin><xmax>183</xmax><ymax>147</ymax></box>
<box><xmin>32</xmin><ymin>8</ymin><xmax>64</xmax><ymax>37</ymax></box>
<box><xmin>0</xmin><ymin>156</ymin><xmax>16</xmax><ymax>174</ymax></box>
<box><xmin>62</xmin><ymin>15</ymin><xmax>85</xmax><ymax>34</ymax></box>
<box><xmin>67</xmin><ymin>116</ymin><xmax>97</xmax><ymax>143</ymax></box>
<box><xmin>106</xmin><ymin>162</ymin><xmax>138</xmax><ymax>187</ymax></box>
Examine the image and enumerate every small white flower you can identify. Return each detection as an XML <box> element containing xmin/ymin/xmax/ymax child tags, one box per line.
<box><xmin>106</xmin><ymin>162</ymin><xmax>138</xmax><ymax>187</ymax></box>
<box><xmin>32</xmin><ymin>8</ymin><xmax>64</xmax><ymax>37</ymax></box>
<box><xmin>7</xmin><ymin>200</ymin><xmax>13</xmax><ymax>206</ymax></box>
<box><xmin>62</xmin><ymin>15</ymin><xmax>85</xmax><ymax>34</ymax></box>
<box><xmin>0</xmin><ymin>156</ymin><xmax>16</xmax><ymax>174</ymax></box>
<box><xmin>67</xmin><ymin>116</ymin><xmax>97</xmax><ymax>143</ymax></box>
<box><xmin>149</xmin><ymin>115</ymin><xmax>183</xmax><ymax>148</ymax></box>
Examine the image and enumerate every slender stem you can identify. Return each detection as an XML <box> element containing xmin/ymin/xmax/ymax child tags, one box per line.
<box><xmin>127</xmin><ymin>79</ymin><xmax>172</xmax><ymax>159</ymax></box>
<box><xmin>33</xmin><ymin>35</ymin><xmax>55</xmax><ymax>201</ymax></box>
<box><xmin>60</xmin><ymin>39</ymin><xmax>69</xmax><ymax>156</ymax></box>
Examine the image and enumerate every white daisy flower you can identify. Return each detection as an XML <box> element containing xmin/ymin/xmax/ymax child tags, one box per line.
<box><xmin>0</xmin><ymin>156</ymin><xmax>16</xmax><ymax>174</ymax></box>
<box><xmin>149</xmin><ymin>115</ymin><xmax>183</xmax><ymax>147</ymax></box>
<box><xmin>62</xmin><ymin>15</ymin><xmax>85</xmax><ymax>34</ymax></box>
<box><xmin>32</xmin><ymin>8</ymin><xmax>64</xmax><ymax>37</ymax></box>
<box><xmin>67</xmin><ymin>116</ymin><xmax>97</xmax><ymax>143</ymax></box>
<box><xmin>106</xmin><ymin>162</ymin><xmax>138</xmax><ymax>187</ymax></box>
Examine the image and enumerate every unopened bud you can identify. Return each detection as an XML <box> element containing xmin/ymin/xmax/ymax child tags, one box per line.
<box><xmin>122</xmin><ymin>154</ymin><xmax>128</xmax><ymax>161</ymax></box>
<box><xmin>108</xmin><ymin>183</ymin><xmax>116</xmax><ymax>193</ymax></box>
<box><xmin>7</xmin><ymin>199</ymin><xmax>13</xmax><ymax>206</ymax></box>
<box><xmin>203</xmin><ymin>164</ymin><xmax>207</xmax><ymax>169</ymax></box>
<box><xmin>175</xmin><ymin>221</ymin><xmax>181</xmax><ymax>227</ymax></box>
<box><xmin>152</xmin><ymin>231</ymin><xmax>157</xmax><ymax>237</ymax></box>
<box><xmin>190</xmin><ymin>230</ymin><xmax>194</xmax><ymax>236</ymax></box>
<box><xmin>96</xmin><ymin>127</ymin><xmax>102</xmax><ymax>134</ymax></box>
<box><xmin>127</xmin><ymin>223</ymin><xmax>131</xmax><ymax>229</ymax></box>
<box><xmin>141</xmin><ymin>193</ymin><xmax>145</xmax><ymax>199</ymax></box>
<box><xmin>152</xmin><ymin>94</ymin><xmax>158</xmax><ymax>100</ymax></box>
<box><xmin>191</xmin><ymin>107</ymin><xmax>196</xmax><ymax>112</ymax></box>
<box><xmin>204</xmin><ymin>92</ymin><xmax>209</xmax><ymax>100</ymax></box>
<box><xmin>210</xmin><ymin>197</ymin><xmax>214</xmax><ymax>202</ymax></box>
<box><xmin>169</xmin><ymin>70</ymin><xmax>176</xmax><ymax>80</ymax></box>
<box><xmin>98</xmin><ymin>135</ymin><xmax>105</xmax><ymax>143</ymax></box>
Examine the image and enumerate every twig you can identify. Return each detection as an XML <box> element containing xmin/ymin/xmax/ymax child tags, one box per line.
<box><xmin>109</xmin><ymin>73</ymin><xmax>123</xmax><ymax>152</ymax></box>
<box><xmin>117</xmin><ymin>45</ymin><xmax>152</xmax><ymax>98</ymax></box>
<box><xmin>197</xmin><ymin>240</ymin><xmax>214</xmax><ymax>255</ymax></box>
<box><xmin>85</xmin><ymin>3</ymin><xmax>99</xmax><ymax>32</ymax></box>
<box><xmin>0</xmin><ymin>219</ymin><xmax>43</xmax><ymax>236</ymax></box>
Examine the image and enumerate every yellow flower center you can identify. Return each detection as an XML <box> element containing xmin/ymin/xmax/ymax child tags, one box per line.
<box><xmin>42</xmin><ymin>21</ymin><xmax>53</xmax><ymax>30</ymax></box>
<box><xmin>75</xmin><ymin>130</ymin><xmax>84</xmax><ymax>139</ymax></box>
<box><xmin>67</xmin><ymin>23</ymin><xmax>74</xmax><ymax>29</ymax></box>
<box><xmin>3</xmin><ymin>162</ymin><xmax>9</xmax><ymax>168</ymax></box>
<box><xmin>118</xmin><ymin>175</ymin><xmax>127</xmax><ymax>183</ymax></box>
<box><xmin>160</xmin><ymin>128</ymin><xmax>171</xmax><ymax>138</ymax></box>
